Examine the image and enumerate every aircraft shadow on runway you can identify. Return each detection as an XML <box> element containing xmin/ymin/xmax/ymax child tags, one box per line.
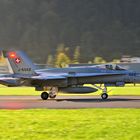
<box><xmin>55</xmin><ymin>98</ymin><xmax>140</xmax><ymax>103</ymax></box>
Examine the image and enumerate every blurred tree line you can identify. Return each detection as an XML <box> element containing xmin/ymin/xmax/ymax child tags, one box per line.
<box><xmin>47</xmin><ymin>44</ymin><xmax>80</xmax><ymax>67</ymax></box>
<box><xmin>46</xmin><ymin>45</ymin><xmax>120</xmax><ymax>67</ymax></box>
<box><xmin>0</xmin><ymin>0</ymin><xmax>140</xmax><ymax>63</ymax></box>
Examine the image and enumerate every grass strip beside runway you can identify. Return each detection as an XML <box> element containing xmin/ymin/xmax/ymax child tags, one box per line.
<box><xmin>0</xmin><ymin>109</ymin><xmax>139</xmax><ymax>140</ymax></box>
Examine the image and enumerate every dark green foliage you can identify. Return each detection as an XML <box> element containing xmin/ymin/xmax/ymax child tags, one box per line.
<box><xmin>1</xmin><ymin>0</ymin><xmax>140</xmax><ymax>62</ymax></box>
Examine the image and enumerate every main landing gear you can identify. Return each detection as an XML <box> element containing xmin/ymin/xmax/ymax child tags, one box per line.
<box><xmin>41</xmin><ymin>87</ymin><xmax>58</xmax><ymax>100</ymax></box>
<box><xmin>92</xmin><ymin>85</ymin><xmax>108</xmax><ymax>100</ymax></box>
<box><xmin>41</xmin><ymin>92</ymin><xmax>49</xmax><ymax>100</ymax></box>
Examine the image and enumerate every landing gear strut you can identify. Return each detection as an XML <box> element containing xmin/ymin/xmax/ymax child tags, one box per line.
<box><xmin>49</xmin><ymin>94</ymin><xmax>56</xmax><ymax>99</ymax></box>
<box><xmin>49</xmin><ymin>87</ymin><xmax>58</xmax><ymax>99</ymax></box>
<box><xmin>93</xmin><ymin>85</ymin><xmax>109</xmax><ymax>100</ymax></box>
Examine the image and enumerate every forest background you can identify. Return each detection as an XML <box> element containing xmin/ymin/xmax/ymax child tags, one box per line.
<box><xmin>0</xmin><ymin>0</ymin><xmax>140</xmax><ymax>66</ymax></box>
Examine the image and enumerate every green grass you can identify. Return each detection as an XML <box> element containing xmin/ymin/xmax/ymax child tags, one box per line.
<box><xmin>0</xmin><ymin>109</ymin><xmax>139</xmax><ymax>140</ymax></box>
<box><xmin>0</xmin><ymin>87</ymin><xmax>40</xmax><ymax>95</ymax></box>
<box><xmin>108</xmin><ymin>86</ymin><xmax>140</xmax><ymax>95</ymax></box>
<box><xmin>0</xmin><ymin>84</ymin><xmax>139</xmax><ymax>96</ymax></box>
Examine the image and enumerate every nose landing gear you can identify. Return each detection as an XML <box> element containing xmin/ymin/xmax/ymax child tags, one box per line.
<box><xmin>101</xmin><ymin>87</ymin><xmax>108</xmax><ymax>100</ymax></box>
<box><xmin>101</xmin><ymin>93</ymin><xmax>108</xmax><ymax>100</ymax></box>
<box><xmin>92</xmin><ymin>85</ymin><xmax>109</xmax><ymax>100</ymax></box>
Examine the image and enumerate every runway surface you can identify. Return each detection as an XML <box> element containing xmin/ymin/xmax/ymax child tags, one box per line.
<box><xmin>0</xmin><ymin>95</ymin><xmax>139</xmax><ymax>109</ymax></box>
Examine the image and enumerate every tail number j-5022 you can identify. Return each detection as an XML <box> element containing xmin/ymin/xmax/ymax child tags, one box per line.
<box><xmin>18</xmin><ymin>68</ymin><xmax>31</xmax><ymax>71</ymax></box>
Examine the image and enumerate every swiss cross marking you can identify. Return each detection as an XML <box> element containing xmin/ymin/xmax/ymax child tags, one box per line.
<box><xmin>15</xmin><ymin>58</ymin><xmax>21</xmax><ymax>64</ymax></box>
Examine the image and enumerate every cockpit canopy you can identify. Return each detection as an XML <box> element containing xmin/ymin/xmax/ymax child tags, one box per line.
<box><xmin>96</xmin><ymin>64</ymin><xmax>126</xmax><ymax>70</ymax></box>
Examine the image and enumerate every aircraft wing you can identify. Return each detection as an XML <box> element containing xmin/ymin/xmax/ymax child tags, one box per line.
<box><xmin>15</xmin><ymin>72</ymin><xmax>126</xmax><ymax>81</ymax></box>
<box><xmin>68</xmin><ymin>72</ymin><xmax>126</xmax><ymax>78</ymax></box>
<box><xmin>32</xmin><ymin>75</ymin><xmax>67</xmax><ymax>80</ymax></box>
<box><xmin>12</xmin><ymin>72</ymin><xmax>127</xmax><ymax>87</ymax></box>
<box><xmin>14</xmin><ymin>72</ymin><xmax>67</xmax><ymax>80</ymax></box>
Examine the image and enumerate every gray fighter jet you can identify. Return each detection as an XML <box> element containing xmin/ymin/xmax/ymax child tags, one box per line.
<box><xmin>1</xmin><ymin>50</ymin><xmax>140</xmax><ymax>100</ymax></box>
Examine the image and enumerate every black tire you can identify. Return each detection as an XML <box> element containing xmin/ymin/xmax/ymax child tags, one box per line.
<box><xmin>101</xmin><ymin>93</ymin><xmax>108</xmax><ymax>100</ymax></box>
<box><xmin>41</xmin><ymin>92</ymin><xmax>49</xmax><ymax>100</ymax></box>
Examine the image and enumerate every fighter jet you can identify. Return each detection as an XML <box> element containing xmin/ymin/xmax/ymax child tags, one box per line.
<box><xmin>1</xmin><ymin>50</ymin><xmax>140</xmax><ymax>100</ymax></box>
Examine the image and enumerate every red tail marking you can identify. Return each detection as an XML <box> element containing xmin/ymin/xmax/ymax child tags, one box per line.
<box><xmin>8</xmin><ymin>52</ymin><xmax>17</xmax><ymax>59</ymax></box>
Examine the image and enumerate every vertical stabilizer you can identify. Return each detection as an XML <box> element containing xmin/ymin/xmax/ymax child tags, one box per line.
<box><xmin>3</xmin><ymin>50</ymin><xmax>36</xmax><ymax>75</ymax></box>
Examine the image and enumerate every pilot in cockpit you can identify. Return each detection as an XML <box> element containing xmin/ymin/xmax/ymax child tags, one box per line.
<box><xmin>105</xmin><ymin>64</ymin><xmax>125</xmax><ymax>70</ymax></box>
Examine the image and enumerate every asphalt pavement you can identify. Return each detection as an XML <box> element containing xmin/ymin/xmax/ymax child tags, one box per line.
<box><xmin>0</xmin><ymin>95</ymin><xmax>139</xmax><ymax>109</ymax></box>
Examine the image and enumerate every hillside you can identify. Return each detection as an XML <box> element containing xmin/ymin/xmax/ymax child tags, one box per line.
<box><xmin>1</xmin><ymin>0</ymin><xmax>140</xmax><ymax>62</ymax></box>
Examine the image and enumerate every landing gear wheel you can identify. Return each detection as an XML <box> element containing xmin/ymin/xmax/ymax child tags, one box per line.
<box><xmin>41</xmin><ymin>92</ymin><xmax>49</xmax><ymax>100</ymax></box>
<box><xmin>101</xmin><ymin>93</ymin><xmax>108</xmax><ymax>100</ymax></box>
<box><xmin>49</xmin><ymin>94</ymin><xmax>56</xmax><ymax>99</ymax></box>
